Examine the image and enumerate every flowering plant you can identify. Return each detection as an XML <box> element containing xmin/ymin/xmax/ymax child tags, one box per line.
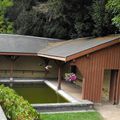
<box><xmin>65</xmin><ymin>73</ymin><xmax>77</xmax><ymax>82</ymax></box>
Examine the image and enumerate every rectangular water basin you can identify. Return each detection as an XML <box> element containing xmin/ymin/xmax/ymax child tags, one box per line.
<box><xmin>3</xmin><ymin>82</ymin><xmax>68</xmax><ymax>104</ymax></box>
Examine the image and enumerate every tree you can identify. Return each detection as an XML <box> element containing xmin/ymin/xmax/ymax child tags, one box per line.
<box><xmin>15</xmin><ymin>10</ymin><xmax>46</xmax><ymax>36</ymax></box>
<box><xmin>91</xmin><ymin>0</ymin><xmax>116</xmax><ymax>36</ymax></box>
<box><xmin>47</xmin><ymin>0</ymin><xmax>93</xmax><ymax>39</ymax></box>
<box><xmin>106</xmin><ymin>0</ymin><xmax>120</xmax><ymax>29</ymax></box>
<box><xmin>8</xmin><ymin>0</ymin><xmax>46</xmax><ymax>36</ymax></box>
<box><xmin>0</xmin><ymin>0</ymin><xmax>13</xmax><ymax>33</ymax></box>
<box><xmin>46</xmin><ymin>0</ymin><xmax>73</xmax><ymax>39</ymax></box>
<box><xmin>74</xmin><ymin>0</ymin><xmax>93</xmax><ymax>37</ymax></box>
<box><xmin>6</xmin><ymin>0</ymin><xmax>119</xmax><ymax>38</ymax></box>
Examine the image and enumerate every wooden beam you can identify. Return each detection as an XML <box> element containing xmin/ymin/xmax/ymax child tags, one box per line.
<box><xmin>0</xmin><ymin>52</ymin><xmax>37</xmax><ymax>56</ymax></box>
<box><xmin>10</xmin><ymin>60</ymin><xmax>14</xmax><ymax>80</ymax></box>
<box><xmin>58</xmin><ymin>65</ymin><xmax>62</xmax><ymax>90</ymax></box>
<box><xmin>56</xmin><ymin>61</ymin><xmax>64</xmax><ymax>90</ymax></box>
<box><xmin>9</xmin><ymin>56</ymin><xmax>19</xmax><ymax>80</ymax></box>
<box><xmin>38</xmin><ymin>54</ymin><xmax>66</xmax><ymax>61</ymax></box>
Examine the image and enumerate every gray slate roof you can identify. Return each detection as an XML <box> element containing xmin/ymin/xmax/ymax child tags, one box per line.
<box><xmin>0</xmin><ymin>34</ymin><xmax>61</xmax><ymax>54</ymax></box>
<box><xmin>38</xmin><ymin>35</ymin><xmax>120</xmax><ymax>61</ymax></box>
<box><xmin>0</xmin><ymin>34</ymin><xmax>119</xmax><ymax>61</ymax></box>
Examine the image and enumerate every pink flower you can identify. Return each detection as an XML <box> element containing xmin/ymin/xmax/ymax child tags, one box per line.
<box><xmin>65</xmin><ymin>73</ymin><xmax>77</xmax><ymax>82</ymax></box>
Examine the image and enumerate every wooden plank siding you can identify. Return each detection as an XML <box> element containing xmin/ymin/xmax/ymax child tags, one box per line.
<box><xmin>0</xmin><ymin>56</ymin><xmax>58</xmax><ymax>79</ymax></box>
<box><xmin>71</xmin><ymin>43</ymin><xmax>120</xmax><ymax>103</ymax></box>
<box><xmin>118</xmin><ymin>71</ymin><xmax>120</xmax><ymax>103</ymax></box>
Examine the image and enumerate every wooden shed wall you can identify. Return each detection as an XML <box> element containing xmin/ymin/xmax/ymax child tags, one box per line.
<box><xmin>0</xmin><ymin>56</ymin><xmax>58</xmax><ymax>79</ymax></box>
<box><xmin>72</xmin><ymin>43</ymin><xmax>120</xmax><ymax>103</ymax></box>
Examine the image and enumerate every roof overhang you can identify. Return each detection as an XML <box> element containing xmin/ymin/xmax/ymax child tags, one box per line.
<box><xmin>66</xmin><ymin>37</ymin><xmax>120</xmax><ymax>62</ymax></box>
<box><xmin>37</xmin><ymin>53</ymin><xmax>66</xmax><ymax>61</ymax></box>
<box><xmin>0</xmin><ymin>52</ymin><xmax>37</xmax><ymax>56</ymax></box>
<box><xmin>38</xmin><ymin>37</ymin><xmax>120</xmax><ymax>62</ymax></box>
<box><xmin>0</xmin><ymin>34</ymin><xmax>119</xmax><ymax>62</ymax></box>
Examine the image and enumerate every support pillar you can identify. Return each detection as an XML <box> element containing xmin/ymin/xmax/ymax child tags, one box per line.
<box><xmin>58</xmin><ymin>65</ymin><xmax>62</xmax><ymax>90</ymax></box>
<box><xmin>56</xmin><ymin>61</ymin><xmax>64</xmax><ymax>90</ymax></box>
<box><xmin>8</xmin><ymin>56</ymin><xmax>19</xmax><ymax>81</ymax></box>
<box><xmin>10</xmin><ymin>60</ymin><xmax>14</xmax><ymax>81</ymax></box>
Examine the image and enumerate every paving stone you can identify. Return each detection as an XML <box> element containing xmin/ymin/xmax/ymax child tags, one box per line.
<box><xmin>0</xmin><ymin>106</ymin><xmax>7</xmax><ymax>120</ymax></box>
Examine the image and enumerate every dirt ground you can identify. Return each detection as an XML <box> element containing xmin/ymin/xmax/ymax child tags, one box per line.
<box><xmin>95</xmin><ymin>104</ymin><xmax>120</xmax><ymax>120</ymax></box>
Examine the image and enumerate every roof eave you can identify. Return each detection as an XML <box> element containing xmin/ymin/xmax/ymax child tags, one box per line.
<box><xmin>37</xmin><ymin>53</ymin><xmax>66</xmax><ymax>62</ymax></box>
<box><xmin>0</xmin><ymin>52</ymin><xmax>37</xmax><ymax>56</ymax></box>
<box><xmin>66</xmin><ymin>37</ymin><xmax>120</xmax><ymax>62</ymax></box>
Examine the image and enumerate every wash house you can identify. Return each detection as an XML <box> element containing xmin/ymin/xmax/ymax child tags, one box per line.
<box><xmin>0</xmin><ymin>34</ymin><xmax>120</xmax><ymax>104</ymax></box>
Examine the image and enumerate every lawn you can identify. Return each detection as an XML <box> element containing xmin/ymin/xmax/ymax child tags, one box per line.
<box><xmin>41</xmin><ymin>111</ymin><xmax>103</xmax><ymax>120</ymax></box>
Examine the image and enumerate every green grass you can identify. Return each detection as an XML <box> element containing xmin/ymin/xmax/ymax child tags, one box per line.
<box><xmin>41</xmin><ymin>112</ymin><xmax>103</xmax><ymax>120</ymax></box>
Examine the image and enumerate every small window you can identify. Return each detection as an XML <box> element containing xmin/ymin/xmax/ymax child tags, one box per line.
<box><xmin>70</xmin><ymin>65</ymin><xmax>77</xmax><ymax>74</ymax></box>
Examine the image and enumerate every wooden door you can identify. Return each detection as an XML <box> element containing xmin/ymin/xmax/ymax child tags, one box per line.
<box><xmin>109</xmin><ymin>70</ymin><xmax>120</xmax><ymax>104</ymax></box>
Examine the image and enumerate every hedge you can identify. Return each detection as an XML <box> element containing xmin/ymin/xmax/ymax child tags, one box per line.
<box><xmin>0</xmin><ymin>84</ymin><xmax>41</xmax><ymax>120</ymax></box>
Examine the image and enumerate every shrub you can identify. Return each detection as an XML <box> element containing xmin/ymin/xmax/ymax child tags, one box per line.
<box><xmin>0</xmin><ymin>84</ymin><xmax>40</xmax><ymax>120</ymax></box>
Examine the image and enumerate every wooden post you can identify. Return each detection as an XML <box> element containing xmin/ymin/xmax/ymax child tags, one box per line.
<box><xmin>56</xmin><ymin>61</ymin><xmax>64</xmax><ymax>90</ymax></box>
<box><xmin>58</xmin><ymin>65</ymin><xmax>62</xmax><ymax>90</ymax></box>
<box><xmin>10</xmin><ymin>60</ymin><xmax>14</xmax><ymax>80</ymax></box>
<box><xmin>9</xmin><ymin>56</ymin><xmax>19</xmax><ymax>81</ymax></box>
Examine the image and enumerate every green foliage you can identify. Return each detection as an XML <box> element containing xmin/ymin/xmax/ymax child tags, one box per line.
<box><xmin>48</xmin><ymin>0</ymin><xmax>64</xmax><ymax>19</ymax></box>
<box><xmin>112</xmin><ymin>15</ymin><xmax>120</xmax><ymax>29</ymax></box>
<box><xmin>0</xmin><ymin>0</ymin><xmax>13</xmax><ymax>33</ymax></box>
<box><xmin>106</xmin><ymin>0</ymin><xmax>120</xmax><ymax>29</ymax></box>
<box><xmin>15</xmin><ymin>10</ymin><xmax>46</xmax><ymax>36</ymax></box>
<box><xmin>47</xmin><ymin>0</ymin><xmax>93</xmax><ymax>38</ymax></box>
<box><xmin>74</xmin><ymin>1</ymin><xmax>93</xmax><ymax>37</ymax></box>
<box><xmin>91</xmin><ymin>0</ymin><xmax>116</xmax><ymax>36</ymax></box>
<box><xmin>0</xmin><ymin>85</ymin><xmax>40</xmax><ymax>120</ymax></box>
<box><xmin>8</xmin><ymin>0</ymin><xmax>46</xmax><ymax>36</ymax></box>
<box><xmin>0</xmin><ymin>16</ymin><xmax>13</xmax><ymax>33</ymax></box>
<box><xmin>91</xmin><ymin>0</ymin><xmax>107</xmax><ymax>36</ymax></box>
<box><xmin>0</xmin><ymin>0</ymin><xmax>13</xmax><ymax>13</ymax></box>
<box><xmin>44</xmin><ymin>0</ymin><xmax>69</xmax><ymax>39</ymax></box>
<box><xmin>6</xmin><ymin>0</ymin><xmax>119</xmax><ymax>38</ymax></box>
